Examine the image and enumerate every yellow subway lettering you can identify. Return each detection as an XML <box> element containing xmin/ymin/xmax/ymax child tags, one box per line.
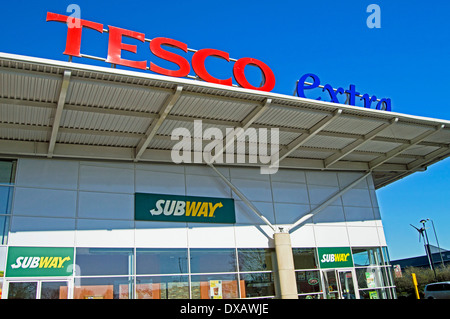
<box><xmin>186</xmin><ymin>201</ymin><xmax>201</xmax><ymax>216</ymax></box>
<box><xmin>208</xmin><ymin>202</ymin><xmax>223</xmax><ymax>217</ymax></box>
<box><xmin>197</xmin><ymin>202</ymin><xmax>209</xmax><ymax>217</ymax></box>
<box><xmin>39</xmin><ymin>256</ymin><xmax>52</xmax><ymax>268</ymax></box>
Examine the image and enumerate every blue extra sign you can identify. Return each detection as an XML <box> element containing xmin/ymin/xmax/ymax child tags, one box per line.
<box><xmin>296</xmin><ymin>73</ymin><xmax>391</xmax><ymax>112</ymax></box>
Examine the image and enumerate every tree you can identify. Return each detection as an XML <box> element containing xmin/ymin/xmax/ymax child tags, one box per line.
<box><xmin>394</xmin><ymin>265</ymin><xmax>450</xmax><ymax>298</ymax></box>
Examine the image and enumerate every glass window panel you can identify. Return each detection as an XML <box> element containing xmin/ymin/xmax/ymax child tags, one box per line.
<box><xmin>75</xmin><ymin>248</ymin><xmax>133</xmax><ymax>276</ymax></box>
<box><xmin>298</xmin><ymin>293</ymin><xmax>323</xmax><ymax>299</ymax></box>
<box><xmin>240</xmin><ymin>272</ymin><xmax>275</xmax><ymax>298</ymax></box>
<box><xmin>355</xmin><ymin>267</ymin><xmax>386</xmax><ymax>289</ymax></box>
<box><xmin>0</xmin><ymin>161</ymin><xmax>15</xmax><ymax>184</ymax></box>
<box><xmin>190</xmin><ymin>248</ymin><xmax>237</xmax><ymax>273</ymax></box>
<box><xmin>8</xmin><ymin>282</ymin><xmax>37</xmax><ymax>299</ymax></box>
<box><xmin>74</xmin><ymin>276</ymin><xmax>133</xmax><ymax>299</ymax></box>
<box><xmin>136</xmin><ymin>275</ymin><xmax>189</xmax><ymax>299</ymax></box>
<box><xmin>352</xmin><ymin>247</ymin><xmax>383</xmax><ymax>266</ymax></box>
<box><xmin>359</xmin><ymin>288</ymin><xmax>389</xmax><ymax>299</ymax></box>
<box><xmin>0</xmin><ymin>215</ymin><xmax>9</xmax><ymax>245</ymax></box>
<box><xmin>382</xmin><ymin>247</ymin><xmax>391</xmax><ymax>265</ymax></box>
<box><xmin>136</xmin><ymin>248</ymin><xmax>188</xmax><ymax>275</ymax></box>
<box><xmin>41</xmin><ymin>281</ymin><xmax>68</xmax><ymax>299</ymax></box>
<box><xmin>296</xmin><ymin>270</ymin><xmax>322</xmax><ymax>294</ymax></box>
<box><xmin>190</xmin><ymin>273</ymin><xmax>238</xmax><ymax>299</ymax></box>
<box><xmin>238</xmin><ymin>248</ymin><xmax>275</xmax><ymax>272</ymax></box>
<box><xmin>293</xmin><ymin>248</ymin><xmax>318</xmax><ymax>269</ymax></box>
<box><xmin>0</xmin><ymin>186</ymin><xmax>13</xmax><ymax>214</ymax></box>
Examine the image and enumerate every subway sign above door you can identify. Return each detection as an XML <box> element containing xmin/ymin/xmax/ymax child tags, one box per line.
<box><xmin>135</xmin><ymin>193</ymin><xmax>236</xmax><ymax>224</ymax></box>
<box><xmin>318</xmin><ymin>247</ymin><xmax>354</xmax><ymax>269</ymax></box>
<box><xmin>5</xmin><ymin>247</ymin><xmax>74</xmax><ymax>277</ymax></box>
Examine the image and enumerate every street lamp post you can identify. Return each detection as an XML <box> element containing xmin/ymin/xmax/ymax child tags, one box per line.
<box><xmin>426</xmin><ymin>218</ymin><xmax>445</xmax><ymax>267</ymax></box>
<box><xmin>420</xmin><ymin>219</ymin><xmax>437</xmax><ymax>279</ymax></box>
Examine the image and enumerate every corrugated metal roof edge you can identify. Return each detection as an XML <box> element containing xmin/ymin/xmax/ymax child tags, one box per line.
<box><xmin>1</xmin><ymin>52</ymin><xmax>450</xmax><ymax>129</ymax></box>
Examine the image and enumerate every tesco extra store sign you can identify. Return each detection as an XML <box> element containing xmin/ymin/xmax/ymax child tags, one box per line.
<box><xmin>47</xmin><ymin>12</ymin><xmax>391</xmax><ymax>111</ymax></box>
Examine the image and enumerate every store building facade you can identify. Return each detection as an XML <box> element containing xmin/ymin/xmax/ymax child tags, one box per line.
<box><xmin>0</xmin><ymin>51</ymin><xmax>449</xmax><ymax>300</ymax></box>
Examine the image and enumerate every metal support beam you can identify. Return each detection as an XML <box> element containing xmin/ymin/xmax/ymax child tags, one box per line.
<box><xmin>135</xmin><ymin>85</ymin><xmax>183</xmax><ymax>161</ymax></box>
<box><xmin>207</xmin><ymin>163</ymin><xmax>278</xmax><ymax>232</ymax></box>
<box><xmin>324</xmin><ymin>117</ymin><xmax>399</xmax><ymax>168</ymax></box>
<box><xmin>288</xmin><ymin>170</ymin><xmax>372</xmax><ymax>233</ymax></box>
<box><xmin>369</xmin><ymin>124</ymin><xmax>445</xmax><ymax>170</ymax></box>
<box><xmin>48</xmin><ymin>70</ymin><xmax>71</xmax><ymax>157</ymax></box>
<box><xmin>208</xmin><ymin>98</ymin><xmax>271</xmax><ymax>164</ymax></box>
<box><xmin>271</xmin><ymin>109</ymin><xmax>342</xmax><ymax>168</ymax></box>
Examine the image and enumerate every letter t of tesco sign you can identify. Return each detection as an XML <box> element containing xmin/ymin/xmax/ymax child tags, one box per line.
<box><xmin>46</xmin><ymin>12</ymin><xmax>276</xmax><ymax>92</ymax></box>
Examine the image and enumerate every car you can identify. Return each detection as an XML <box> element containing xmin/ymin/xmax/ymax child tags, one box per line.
<box><xmin>424</xmin><ymin>282</ymin><xmax>450</xmax><ymax>299</ymax></box>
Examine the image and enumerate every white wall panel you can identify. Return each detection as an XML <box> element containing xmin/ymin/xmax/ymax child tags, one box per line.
<box><xmin>377</xmin><ymin>227</ymin><xmax>387</xmax><ymax>246</ymax></box>
<box><xmin>306</xmin><ymin>171</ymin><xmax>338</xmax><ymax>186</ymax></box>
<box><xmin>312</xmin><ymin>205</ymin><xmax>346</xmax><ymax>225</ymax></box>
<box><xmin>230</xmin><ymin>167</ymin><xmax>269</xmax><ymax>181</ymax></box>
<box><xmin>135</xmin><ymin>221</ymin><xmax>188</xmax><ymax>248</ymax></box>
<box><xmin>76</xmin><ymin>219</ymin><xmax>134</xmax><ymax>247</ymax></box>
<box><xmin>234</xmin><ymin>200</ymin><xmax>275</xmax><ymax>225</ymax></box>
<box><xmin>347</xmin><ymin>226</ymin><xmax>381</xmax><ymax>246</ymax></box>
<box><xmin>307</xmin><ymin>184</ymin><xmax>341</xmax><ymax>206</ymax></box>
<box><xmin>187</xmin><ymin>224</ymin><xmax>236</xmax><ymax>248</ymax></box>
<box><xmin>79</xmin><ymin>164</ymin><xmax>134</xmax><ymax>193</ymax></box>
<box><xmin>343</xmin><ymin>207</ymin><xmax>377</xmax><ymax>226</ymax></box>
<box><xmin>273</xmin><ymin>202</ymin><xmax>310</xmax><ymax>225</ymax></box>
<box><xmin>78</xmin><ymin>191</ymin><xmax>134</xmax><ymax>220</ymax></box>
<box><xmin>314</xmin><ymin>225</ymin><xmax>350</xmax><ymax>247</ymax></box>
<box><xmin>290</xmin><ymin>225</ymin><xmax>316</xmax><ymax>247</ymax></box>
<box><xmin>185</xmin><ymin>164</ymin><xmax>229</xmax><ymax>178</ymax></box>
<box><xmin>341</xmin><ymin>188</ymin><xmax>372</xmax><ymax>207</ymax></box>
<box><xmin>271</xmin><ymin>181</ymin><xmax>309</xmax><ymax>204</ymax></box>
<box><xmin>185</xmin><ymin>174</ymin><xmax>231</xmax><ymax>198</ymax></box>
<box><xmin>13</xmin><ymin>187</ymin><xmax>77</xmax><ymax>218</ymax></box>
<box><xmin>16</xmin><ymin>158</ymin><xmax>79</xmax><ymax>190</ymax></box>
<box><xmin>271</xmin><ymin>169</ymin><xmax>306</xmax><ymax>184</ymax></box>
<box><xmin>230</xmin><ymin>178</ymin><xmax>272</xmax><ymax>202</ymax></box>
<box><xmin>135</xmin><ymin>169</ymin><xmax>185</xmax><ymax>196</ymax></box>
<box><xmin>10</xmin><ymin>158</ymin><xmax>389</xmax><ymax>252</ymax></box>
<box><xmin>9</xmin><ymin>216</ymin><xmax>75</xmax><ymax>246</ymax></box>
<box><xmin>234</xmin><ymin>225</ymin><xmax>273</xmax><ymax>248</ymax></box>
<box><xmin>337</xmin><ymin>172</ymin><xmax>367</xmax><ymax>189</ymax></box>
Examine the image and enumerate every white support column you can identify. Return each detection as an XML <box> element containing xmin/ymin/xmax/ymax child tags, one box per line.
<box><xmin>273</xmin><ymin>231</ymin><xmax>298</xmax><ymax>299</ymax></box>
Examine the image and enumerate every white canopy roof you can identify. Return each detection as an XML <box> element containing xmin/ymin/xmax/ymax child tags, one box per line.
<box><xmin>1</xmin><ymin>52</ymin><xmax>449</xmax><ymax>189</ymax></box>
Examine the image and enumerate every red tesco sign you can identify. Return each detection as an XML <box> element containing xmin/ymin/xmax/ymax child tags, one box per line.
<box><xmin>46</xmin><ymin>12</ymin><xmax>276</xmax><ymax>92</ymax></box>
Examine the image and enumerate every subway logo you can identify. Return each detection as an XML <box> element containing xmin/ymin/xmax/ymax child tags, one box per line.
<box><xmin>6</xmin><ymin>247</ymin><xmax>74</xmax><ymax>277</ymax></box>
<box><xmin>135</xmin><ymin>193</ymin><xmax>235</xmax><ymax>224</ymax></box>
<box><xmin>318</xmin><ymin>247</ymin><xmax>354</xmax><ymax>268</ymax></box>
<box><xmin>11</xmin><ymin>256</ymin><xmax>71</xmax><ymax>269</ymax></box>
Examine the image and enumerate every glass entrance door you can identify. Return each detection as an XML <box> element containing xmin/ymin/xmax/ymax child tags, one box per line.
<box><xmin>337</xmin><ymin>270</ymin><xmax>357</xmax><ymax>299</ymax></box>
<box><xmin>323</xmin><ymin>270</ymin><xmax>339</xmax><ymax>299</ymax></box>
<box><xmin>323</xmin><ymin>269</ymin><xmax>359</xmax><ymax>299</ymax></box>
<box><xmin>6</xmin><ymin>280</ymin><xmax>70</xmax><ymax>299</ymax></box>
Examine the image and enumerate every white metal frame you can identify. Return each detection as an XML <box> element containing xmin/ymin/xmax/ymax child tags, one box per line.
<box><xmin>3</xmin><ymin>277</ymin><xmax>73</xmax><ymax>299</ymax></box>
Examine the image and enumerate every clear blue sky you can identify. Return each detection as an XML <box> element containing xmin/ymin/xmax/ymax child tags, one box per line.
<box><xmin>1</xmin><ymin>0</ymin><xmax>449</xmax><ymax>261</ymax></box>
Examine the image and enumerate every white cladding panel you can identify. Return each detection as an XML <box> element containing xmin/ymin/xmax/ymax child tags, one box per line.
<box><xmin>10</xmin><ymin>158</ymin><xmax>385</xmax><ymax>249</ymax></box>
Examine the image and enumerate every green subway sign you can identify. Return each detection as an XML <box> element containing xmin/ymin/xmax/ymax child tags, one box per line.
<box><xmin>135</xmin><ymin>193</ymin><xmax>236</xmax><ymax>224</ymax></box>
<box><xmin>318</xmin><ymin>247</ymin><xmax>354</xmax><ymax>269</ymax></box>
<box><xmin>5</xmin><ymin>247</ymin><xmax>74</xmax><ymax>277</ymax></box>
